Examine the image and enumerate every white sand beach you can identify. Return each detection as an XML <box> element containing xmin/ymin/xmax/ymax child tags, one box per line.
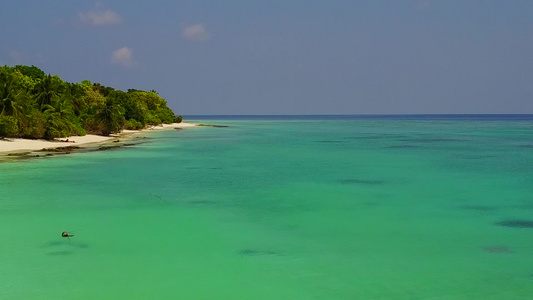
<box><xmin>0</xmin><ymin>122</ymin><xmax>196</xmax><ymax>155</ymax></box>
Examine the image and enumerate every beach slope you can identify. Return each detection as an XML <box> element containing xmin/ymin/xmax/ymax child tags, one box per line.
<box><xmin>0</xmin><ymin>122</ymin><xmax>196</xmax><ymax>155</ymax></box>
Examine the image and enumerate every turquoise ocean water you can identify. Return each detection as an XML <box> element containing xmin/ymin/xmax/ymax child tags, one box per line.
<box><xmin>1</xmin><ymin>116</ymin><xmax>532</xmax><ymax>299</ymax></box>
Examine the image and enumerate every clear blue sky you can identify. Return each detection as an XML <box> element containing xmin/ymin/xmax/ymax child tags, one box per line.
<box><xmin>1</xmin><ymin>1</ymin><xmax>532</xmax><ymax>115</ymax></box>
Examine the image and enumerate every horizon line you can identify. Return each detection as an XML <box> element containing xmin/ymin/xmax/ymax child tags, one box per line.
<box><xmin>184</xmin><ymin>113</ymin><xmax>533</xmax><ymax>116</ymax></box>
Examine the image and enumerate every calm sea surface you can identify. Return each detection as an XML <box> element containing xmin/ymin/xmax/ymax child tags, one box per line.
<box><xmin>1</xmin><ymin>116</ymin><xmax>532</xmax><ymax>299</ymax></box>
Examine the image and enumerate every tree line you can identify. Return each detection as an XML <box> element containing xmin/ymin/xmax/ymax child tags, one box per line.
<box><xmin>0</xmin><ymin>65</ymin><xmax>182</xmax><ymax>139</ymax></box>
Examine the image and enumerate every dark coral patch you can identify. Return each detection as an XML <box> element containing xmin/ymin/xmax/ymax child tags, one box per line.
<box><xmin>40</xmin><ymin>146</ymin><xmax>81</xmax><ymax>153</ymax></box>
<box><xmin>344</xmin><ymin>134</ymin><xmax>406</xmax><ymax>140</ymax></box>
<box><xmin>483</xmin><ymin>246</ymin><xmax>513</xmax><ymax>254</ymax></box>
<box><xmin>7</xmin><ymin>151</ymin><xmax>32</xmax><ymax>156</ymax></box>
<box><xmin>518</xmin><ymin>144</ymin><xmax>533</xmax><ymax>149</ymax></box>
<box><xmin>338</xmin><ymin>179</ymin><xmax>385</xmax><ymax>185</ymax></box>
<box><xmin>386</xmin><ymin>145</ymin><xmax>420</xmax><ymax>149</ymax></box>
<box><xmin>400</xmin><ymin>137</ymin><xmax>463</xmax><ymax>143</ymax></box>
<box><xmin>197</xmin><ymin>124</ymin><xmax>230</xmax><ymax>128</ymax></box>
<box><xmin>97</xmin><ymin>145</ymin><xmax>122</xmax><ymax>151</ymax></box>
<box><xmin>239</xmin><ymin>249</ymin><xmax>277</xmax><ymax>256</ymax></box>
<box><xmin>47</xmin><ymin>250</ymin><xmax>74</xmax><ymax>256</ymax></box>
<box><xmin>187</xmin><ymin>200</ymin><xmax>218</xmax><ymax>205</ymax></box>
<box><xmin>496</xmin><ymin>220</ymin><xmax>533</xmax><ymax>228</ymax></box>
<box><xmin>454</xmin><ymin>154</ymin><xmax>495</xmax><ymax>160</ymax></box>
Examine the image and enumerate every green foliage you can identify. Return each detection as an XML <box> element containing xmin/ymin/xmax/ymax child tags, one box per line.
<box><xmin>144</xmin><ymin>114</ymin><xmax>161</xmax><ymax>126</ymax></box>
<box><xmin>34</xmin><ymin>74</ymin><xmax>64</xmax><ymax>111</ymax></box>
<box><xmin>97</xmin><ymin>98</ymin><xmax>125</xmax><ymax>135</ymax></box>
<box><xmin>175</xmin><ymin>115</ymin><xmax>183</xmax><ymax>123</ymax></box>
<box><xmin>156</xmin><ymin>106</ymin><xmax>176</xmax><ymax>123</ymax></box>
<box><xmin>20</xmin><ymin>110</ymin><xmax>46</xmax><ymax>139</ymax></box>
<box><xmin>124</xmin><ymin>119</ymin><xmax>144</xmax><ymax>130</ymax></box>
<box><xmin>109</xmin><ymin>90</ymin><xmax>145</xmax><ymax>125</ymax></box>
<box><xmin>0</xmin><ymin>115</ymin><xmax>19</xmax><ymax>137</ymax></box>
<box><xmin>0</xmin><ymin>65</ymin><xmax>180</xmax><ymax>139</ymax></box>
<box><xmin>45</xmin><ymin>115</ymin><xmax>73</xmax><ymax>139</ymax></box>
<box><xmin>14</xmin><ymin>65</ymin><xmax>45</xmax><ymax>80</ymax></box>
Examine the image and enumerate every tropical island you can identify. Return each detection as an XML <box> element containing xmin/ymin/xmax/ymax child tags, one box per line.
<box><xmin>0</xmin><ymin>65</ymin><xmax>195</xmax><ymax>158</ymax></box>
<box><xmin>0</xmin><ymin>65</ymin><xmax>183</xmax><ymax>139</ymax></box>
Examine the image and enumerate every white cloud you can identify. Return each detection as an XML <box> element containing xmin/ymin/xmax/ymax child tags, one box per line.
<box><xmin>182</xmin><ymin>24</ymin><xmax>210</xmax><ymax>41</ymax></box>
<box><xmin>111</xmin><ymin>47</ymin><xmax>134</xmax><ymax>67</ymax></box>
<box><xmin>79</xmin><ymin>3</ymin><xmax>121</xmax><ymax>26</ymax></box>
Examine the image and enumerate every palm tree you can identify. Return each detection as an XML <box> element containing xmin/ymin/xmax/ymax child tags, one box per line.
<box><xmin>96</xmin><ymin>98</ymin><xmax>125</xmax><ymax>135</ymax></box>
<box><xmin>42</xmin><ymin>94</ymin><xmax>77</xmax><ymax>138</ymax></box>
<box><xmin>0</xmin><ymin>73</ymin><xmax>32</xmax><ymax>118</ymax></box>
<box><xmin>34</xmin><ymin>75</ymin><xmax>61</xmax><ymax>111</ymax></box>
<box><xmin>0</xmin><ymin>72</ymin><xmax>14</xmax><ymax>115</ymax></box>
<box><xmin>43</xmin><ymin>92</ymin><xmax>75</xmax><ymax>120</ymax></box>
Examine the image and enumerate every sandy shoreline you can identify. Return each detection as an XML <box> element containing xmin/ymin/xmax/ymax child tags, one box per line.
<box><xmin>0</xmin><ymin>122</ymin><xmax>197</xmax><ymax>157</ymax></box>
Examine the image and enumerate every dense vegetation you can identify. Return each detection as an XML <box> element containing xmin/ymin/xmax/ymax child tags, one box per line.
<box><xmin>0</xmin><ymin>65</ymin><xmax>181</xmax><ymax>139</ymax></box>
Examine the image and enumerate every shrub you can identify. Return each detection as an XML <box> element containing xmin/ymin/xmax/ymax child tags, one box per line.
<box><xmin>0</xmin><ymin>115</ymin><xmax>19</xmax><ymax>137</ymax></box>
<box><xmin>124</xmin><ymin>119</ymin><xmax>144</xmax><ymax>130</ymax></box>
<box><xmin>144</xmin><ymin>114</ymin><xmax>161</xmax><ymax>125</ymax></box>
<box><xmin>20</xmin><ymin>111</ymin><xmax>46</xmax><ymax>139</ymax></box>
<box><xmin>44</xmin><ymin>117</ymin><xmax>73</xmax><ymax>139</ymax></box>
<box><xmin>71</xmin><ymin>121</ymin><xmax>87</xmax><ymax>136</ymax></box>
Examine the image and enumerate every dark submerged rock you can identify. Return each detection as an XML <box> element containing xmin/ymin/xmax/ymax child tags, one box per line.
<box><xmin>7</xmin><ymin>152</ymin><xmax>32</xmax><ymax>156</ymax></box>
<box><xmin>40</xmin><ymin>146</ymin><xmax>82</xmax><ymax>152</ymax></box>
<box><xmin>97</xmin><ymin>145</ymin><xmax>122</xmax><ymax>151</ymax></box>
<box><xmin>197</xmin><ymin>124</ymin><xmax>230</xmax><ymax>128</ymax></box>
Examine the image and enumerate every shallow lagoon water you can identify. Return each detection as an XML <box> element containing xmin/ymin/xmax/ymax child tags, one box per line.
<box><xmin>1</xmin><ymin>117</ymin><xmax>532</xmax><ymax>299</ymax></box>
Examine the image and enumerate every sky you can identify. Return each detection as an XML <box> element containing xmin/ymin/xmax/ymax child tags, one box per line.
<box><xmin>1</xmin><ymin>0</ymin><xmax>532</xmax><ymax>115</ymax></box>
